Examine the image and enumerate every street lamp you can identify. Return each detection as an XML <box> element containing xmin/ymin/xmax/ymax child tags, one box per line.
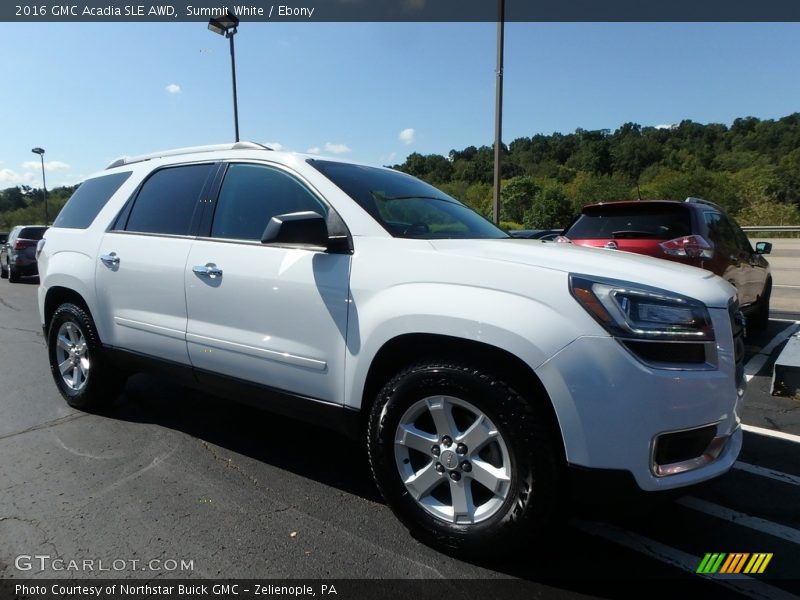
<box><xmin>208</xmin><ymin>10</ymin><xmax>241</xmax><ymax>142</ymax></box>
<box><xmin>31</xmin><ymin>147</ymin><xmax>48</xmax><ymax>225</ymax></box>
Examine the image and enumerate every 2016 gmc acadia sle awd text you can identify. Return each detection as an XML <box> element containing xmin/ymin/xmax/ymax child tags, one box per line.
<box><xmin>37</xmin><ymin>142</ymin><xmax>745</xmax><ymax>554</ymax></box>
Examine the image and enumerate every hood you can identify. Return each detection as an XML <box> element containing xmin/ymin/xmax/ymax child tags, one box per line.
<box><xmin>429</xmin><ymin>238</ymin><xmax>736</xmax><ymax>309</ymax></box>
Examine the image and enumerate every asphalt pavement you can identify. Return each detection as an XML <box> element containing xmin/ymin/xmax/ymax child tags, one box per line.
<box><xmin>0</xmin><ymin>277</ymin><xmax>799</xmax><ymax>600</ymax></box>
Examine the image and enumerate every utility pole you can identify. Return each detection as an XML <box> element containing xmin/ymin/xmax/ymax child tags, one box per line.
<box><xmin>492</xmin><ymin>0</ymin><xmax>505</xmax><ymax>224</ymax></box>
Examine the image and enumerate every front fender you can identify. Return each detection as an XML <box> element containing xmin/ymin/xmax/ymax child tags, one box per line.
<box><xmin>344</xmin><ymin>278</ymin><xmax>589</xmax><ymax>410</ymax></box>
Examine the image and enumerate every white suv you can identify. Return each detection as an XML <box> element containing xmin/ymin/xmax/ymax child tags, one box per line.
<box><xmin>38</xmin><ymin>142</ymin><xmax>744</xmax><ymax>554</ymax></box>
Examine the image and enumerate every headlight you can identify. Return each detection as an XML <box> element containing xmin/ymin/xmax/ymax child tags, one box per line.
<box><xmin>569</xmin><ymin>275</ymin><xmax>714</xmax><ymax>341</ymax></box>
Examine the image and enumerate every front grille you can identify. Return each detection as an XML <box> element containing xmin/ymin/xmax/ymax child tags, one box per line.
<box><xmin>729</xmin><ymin>298</ymin><xmax>745</xmax><ymax>387</ymax></box>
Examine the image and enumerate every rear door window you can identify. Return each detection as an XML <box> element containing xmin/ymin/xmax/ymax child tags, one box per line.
<box><xmin>124</xmin><ymin>164</ymin><xmax>215</xmax><ymax>236</ymax></box>
<box><xmin>703</xmin><ymin>211</ymin><xmax>739</xmax><ymax>250</ymax></box>
<box><xmin>52</xmin><ymin>172</ymin><xmax>131</xmax><ymax>229</ymax></box>
<box><xmin>566</xmin><ymin>204</ymin><xmax>692</xmax><ymax>240</ymax></box>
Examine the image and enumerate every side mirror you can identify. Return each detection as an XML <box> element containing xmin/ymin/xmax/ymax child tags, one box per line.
<box><xmin>755</xmin><ymin>241</ymin><xmax>772</xmax><ymax>255</ymax></box>
<box><xmin>261</xmin><ymin>211</ymin><xmax>329</xmax><ymax>247</ymax></box>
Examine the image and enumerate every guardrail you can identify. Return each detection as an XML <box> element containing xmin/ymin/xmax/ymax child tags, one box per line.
<box><xmin>742</xmin><ymin>225</ymin><xmax>800</xmax><ymax>233</ymax></box>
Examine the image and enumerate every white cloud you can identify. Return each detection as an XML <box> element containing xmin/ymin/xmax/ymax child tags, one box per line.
<box><xmin>306</xmin><ymin>147</ymin><xmax>321</xmax><ymax>155</ymax></box>
<box><xmin>166</xmin><ymin>83</ymin><xmax>182</xmax><ymax>94</ymax></box>
<box><xmin>399</xmin><ymin>128</ymin><xmax>415</xmax><ymax>145</ymax></box>
<box><xmin>324</xmin><ymin>142</ymin><xmax>351</xmax><ymax>154</ymax></box>
<box><xmin>22</xmin><ymin>160</ymin><xmax>70</xmax><ymax>172</ymax></box>
<box><xmin>655</xmin><ymin>123</ymin><xmax>676</xmax><ymax>130</ymax></box>
<box><xmin>264</xmin><ymin>142</ymin><xmax>283</xmax><ymax>151</ymax></box>
<box><xmin>0</xmin><ymin>168</ymin><xmax>37</xmax><ymax>186</ymax></box>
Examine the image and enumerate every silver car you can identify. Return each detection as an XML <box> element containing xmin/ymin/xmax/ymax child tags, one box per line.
<box><xmin>0</xmin><ymin>225</ymin><xmax>48</xmax><ymax>283</ymax></box>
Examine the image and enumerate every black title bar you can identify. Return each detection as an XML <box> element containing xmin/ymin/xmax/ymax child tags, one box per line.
<box><xmin>4</xmin><ymin>0</ymin><xmax>800</xmax><ymax>22</ymax></box>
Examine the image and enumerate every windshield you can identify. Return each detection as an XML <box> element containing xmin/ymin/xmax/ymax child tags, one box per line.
<box><xmin>309</xmin><ymin>159</ymin><xmax>508</xmax><ymax>239</ymax></box>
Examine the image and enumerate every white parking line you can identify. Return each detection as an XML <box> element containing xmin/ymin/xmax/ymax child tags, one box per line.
<box><xmin>677</xmin><ymin>497</ymin><xmax>800</xmax><ymax>544</ymax></box>
<box><xmin>733</xmin><ymin>462</ymin><xmax>800</xmax><ymax>487</ymax></box>
<box><xmin>573</xmin><ymin>520</ymin><xmax>799</xmax><ymax>600</ymax></box>
<box><xmin>744</xmin><ymin>322</ymin><xmax>800</xmax><ymax>382</ymax></box>
<box><xmin>742</xmin><ymin>424</ymin><xmax>800</xmax><ymax>444</ymax></box>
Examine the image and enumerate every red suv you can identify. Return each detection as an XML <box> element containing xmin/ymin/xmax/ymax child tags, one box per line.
<box><xmin>561</xmin><ymin>198</ymin><xmax>772</xmax><ymax>328</ymax></box>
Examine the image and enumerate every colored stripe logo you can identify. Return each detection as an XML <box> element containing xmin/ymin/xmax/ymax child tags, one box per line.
<box><xmin>697</xmin><ymin>553</ymin><xmax>773</xmax><ymax>574</ymax></box>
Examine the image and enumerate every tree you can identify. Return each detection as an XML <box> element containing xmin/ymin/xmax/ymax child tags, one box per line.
<box><xmin>501</xmin><ymin>177</ymin><xmax>540</xmax><ymax>223</ymax></box>
<box><xmin>524</xmin><ymin>184</ymin><xmax>573</xmax><ymax>229</ymax></box>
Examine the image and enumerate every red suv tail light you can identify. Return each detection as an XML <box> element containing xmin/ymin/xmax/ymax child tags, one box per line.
<box><xmin>14</xmin><ymin>239</ymin><xmax>36</xmax><ymax>250</ymax></box>
<box><xmin>659</xmin><ymin>235</ymin><xmax>713</xmax><ymax>259</ymax></box>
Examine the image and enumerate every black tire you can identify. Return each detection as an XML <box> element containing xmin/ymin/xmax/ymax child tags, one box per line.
<box><xmin>8</xmin><ymin>266</ymin><xmax>19</xmax><ymax>283</ymax></box>
<box><xmin>0</xmin><ymin>262</ymin><xmax>7</xmax><ymax>279</ymax></box>
<box><xmin>750</xmin><ymin>279</ymin><xmax>771</xmax><ymax>331</ymax></box>
<box><xmin>367</xmin><ymin>360</ymin><xmax>562</xmax><ymax>555</ymax></box>
<box><xmin>47</xmin><ymin>302</ymin><xmax>126</xmax><ymax>411</ymax></box>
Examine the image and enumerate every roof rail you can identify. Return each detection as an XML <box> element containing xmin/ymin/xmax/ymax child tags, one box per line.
<box><xmin>105</xmin><ymin>141</ymin><xmax>272</xmax><ymax>169</ymax></box>
<box><xmin>684</xmin><ymin>196</ymin><xmax>723</xmax><ymax>210</ymax></box>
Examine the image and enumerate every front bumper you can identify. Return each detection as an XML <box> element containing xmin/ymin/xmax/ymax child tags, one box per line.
<box><xmin>535</xmin><ymin>308</ymin><xmax>742</xmax><ymax>492</ymax></box>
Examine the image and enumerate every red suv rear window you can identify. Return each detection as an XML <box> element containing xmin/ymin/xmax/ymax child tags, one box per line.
<box><xmin>566</xmin><ymin>204</ymin><xmax>692</xmax><ymax>240</ymax></box>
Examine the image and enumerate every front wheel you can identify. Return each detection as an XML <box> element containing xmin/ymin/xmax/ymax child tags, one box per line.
<box><xmin>47</xmin><ymin>302</ymin><xmax>126</xmax><ymax>410</ymax></box>
<box><xmin>367</xmin><ymin>361</ymin><xmax>562</xmax><ymax>554</ymax></box>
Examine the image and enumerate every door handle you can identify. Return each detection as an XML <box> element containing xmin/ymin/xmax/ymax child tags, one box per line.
<box><xmin>192</xmin><ymin>263</ymin><xmax>223</xmax><ymax>279</ymax></box>
<box><xmin>100</xmin><ymin>252</ymin><xmax>120</xmax><ymax>266</ymax></box>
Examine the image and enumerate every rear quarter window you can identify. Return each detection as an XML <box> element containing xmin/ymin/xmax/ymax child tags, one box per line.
<box><xmin>52</xmin><ymin>172</ymin><xmax>132</xmax><ymax>229</ymax></box>
<box><xmin>19</xmin><ymin>226</ymin><xmax>48</xmax><ymax>240</ymax></box>
<box><xmin>566</xmin><ymin>204</ymin><xmax>692</xmax><ymax>240</ymax></box>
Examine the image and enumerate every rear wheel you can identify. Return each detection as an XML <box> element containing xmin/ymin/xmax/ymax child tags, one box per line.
<box><xmin>367</xmin><ymin>360</ymin><xmax>562</xmax><ymax>555</ymax></box>
<box><xmin>8</xmin><ymin>266</ymin><xmax>19</xmax><ymax>283</ymax></box>
<box><xmin>47</xmin><ymin>302</ymin><xmax>126</xmax><ymax>410</ymax></box>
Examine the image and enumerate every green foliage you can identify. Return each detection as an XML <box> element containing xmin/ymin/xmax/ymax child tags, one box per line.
<box><xmin>524</xmin><ymin>184</ymin><xmax>574</xmax><ymax>229</ymax></box>
<box><xmin>0</xmin><ymin>185</ymin><xmax>76</xmax><ymax>230</ymax></box>
<box><xmin>564</xmin><ymin>172</ymin><xmax>633</xmax><ymax>211</ymax></box>
<box><xmin>500</xmin><ymin>220</ymin><xmax>524</xmax><ymax>231</ymax></box>
<box><xmin>501</xmin><ymin>177</ymin><xmax>540</xmax><ymax>223</ymax></box>
<box><xmin>737</xmin><ymin>198</ymin><xmax>800</xmax><ymax>226</ymax></box>
<box><xmin>389</xmin><ymin>113</ymin><xmax>800</xmax><ymax>228</ymax></box>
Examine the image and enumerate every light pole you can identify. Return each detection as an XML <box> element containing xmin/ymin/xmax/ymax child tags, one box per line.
<box><xmin>492</xmin><ymin>0</ymin><xmax>505</xmax><ymax>225</ymax></box>
<box><xmin>208</xmin><ymin>10</ymin><xmax>241</xmax><ymax>142</ymax></box>
<box><xmin>31</xmin><ymin>147</ymin><xmax>48</xmax><ymax>224</ymax></box>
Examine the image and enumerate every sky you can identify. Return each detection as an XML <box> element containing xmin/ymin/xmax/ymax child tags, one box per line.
<box><xmin>1</xmin><ymin>21</ymin><xmax>800</xmax><ymax>189</ymax></box>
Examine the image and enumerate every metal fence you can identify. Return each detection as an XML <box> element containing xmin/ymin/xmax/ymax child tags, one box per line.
<box><xmin>742</xmin><ymin>226</ymin><xmax>800</xmax><ymax>233</ymax></box>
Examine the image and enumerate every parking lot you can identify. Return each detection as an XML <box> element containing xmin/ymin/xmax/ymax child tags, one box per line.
<box><xmin>0</xmin><ymin>271</ymin><xmax>798</xmax><ymax>599</ymax></box>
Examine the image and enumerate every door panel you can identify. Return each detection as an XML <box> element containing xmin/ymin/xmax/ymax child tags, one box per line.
<box><xmin>184</xmin><ymin>161</ymin><xmax>351</xmax><ymax>404</ymax></box>
<box><xmin>185</xmin><ymin>241</ymin><xmax>350</xmax><ymax>403</ymax></box>
<box><xmin>93</xmin><ymin>162</ymin><xmax>217</xmax><ymax>364</ymax></box>
<box><xmin>95</xmin><ymin>233</ymin><xmax>194</xmax><ymax>364</ymax></box>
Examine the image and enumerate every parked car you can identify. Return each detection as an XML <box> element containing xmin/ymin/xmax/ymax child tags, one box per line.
<box><xmin>0</xmin><ymin>225</ymin><xmax>49</xmax><ymax>283</ymax></box>
<box><xmin>560</xmin><ymin>198</ymin><xmax>772</xmax><ymax>329</ymax></box>
<box><xmin>38</xmin><ymin>143</ymin><xmax>744</xmax><ymax>555</ymax></box>
<box><xmin>0</xmin><ymin>232</ymin><xmax>8</xmax><ymax>245</ymax></box>
<box><xmin>508</xmin><ymin>228</ymin><xmax>563</xmax><ymax>240</ymax></box>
